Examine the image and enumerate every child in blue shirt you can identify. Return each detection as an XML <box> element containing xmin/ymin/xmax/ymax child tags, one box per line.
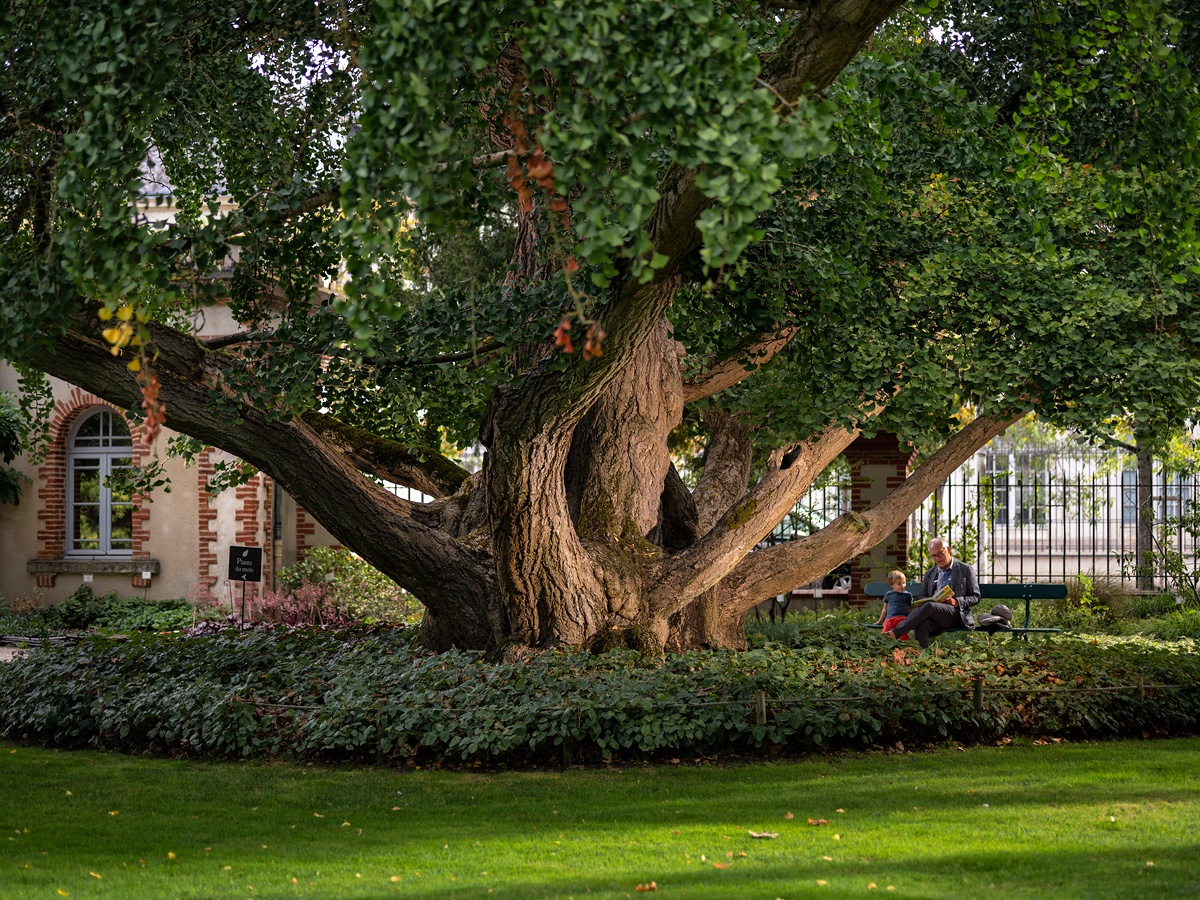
<box><xmin>876</xmin><ymin>569</ymin><xmax>912</xmax><ymax>640</ymax></box>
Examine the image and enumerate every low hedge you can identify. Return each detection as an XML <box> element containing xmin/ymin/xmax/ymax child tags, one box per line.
<box><xmin>1</xmin><ymin>626</ymin><xmax>1198</xmax><ymax>765</ymax></box>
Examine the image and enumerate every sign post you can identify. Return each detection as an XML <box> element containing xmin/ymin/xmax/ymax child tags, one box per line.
<box><xmin>227</xmin><ymin>546</ymin><xmax>263</xmax><ymax>621</ymax></box>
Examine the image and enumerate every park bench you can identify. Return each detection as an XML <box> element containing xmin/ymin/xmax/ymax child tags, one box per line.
<box><xmin>863</xmin><ymin>581</ymin><xmax>1066</xmax><ymax>639</ymax></box>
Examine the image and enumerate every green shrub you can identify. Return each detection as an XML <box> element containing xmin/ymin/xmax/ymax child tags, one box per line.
<box><xmin>1129</xmin><ymin>592</ymin><xmax>1182</xmax><ymax>619</ymax></box>
<box><xmin>0</xmin><ymin>586</ymin><xmax>199</xmax><ymax>636</ymax></box>
<box><xmin>1115</xmin><ymin>609</ymin><xmax>1200</xmax><ymax>641</ymax></box>
<box><xmin>279</xmin><ymin>547</ymin><xmax>420</xmax><ymax>624</ymax></box>
<box><xmin>3</xmin><ymin>626</ymin><xmax>1197</xmax><ymax>766</ymax></box>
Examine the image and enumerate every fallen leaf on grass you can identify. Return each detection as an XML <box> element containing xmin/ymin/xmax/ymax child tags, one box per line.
<box><xmin>749</xmin><ymin>831</ymin><xmax>779</xmax><ymax>839</ymax></box>
<box><xmin>635</xmin><ymin>881</ymin><xmax>657</xmax><ymax>892</ymax></box>
<box><xmin>868</xmin><ymin>883</ymin><xmax>876</xmax><ymax>889</ymax></box>
<box><xmin>822</xmin><ymin>856</ymin><xmax>833</xmax><ymax>861</ymax></box>
<box><xmin>807</xmin><ymin>818</ymin><xmax>829</xmax><ymax>826</ymax></box>
<box><xmin>168</xmin><ymin>852</ymin><xmax>176</xmax><ymax>860</ymax></box>
<box><xmin>817</xmin><ymin>879</ymin><xmax>828</xmax><ymax>885</ymax></box>
<box><xmin>108</xmin><ymin>811</ymin><xmax>118</xmax><ymax>816</ymax></box>
<box><xmin>712</xmin><ymin>862</ymin><xmax>729</xmax><ymax>869</ymax></box>
<box><xmin>89</xmin><ymin>872</ymin><xmax>101</xmax><ymax>879</ymax></box>
<box><xmin>785</xmin><ymin>812</ymin><xmax>795</xmax><ymax>819</ymax></box>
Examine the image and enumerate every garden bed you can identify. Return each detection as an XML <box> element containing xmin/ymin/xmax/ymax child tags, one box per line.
<box><xmin>2</xmin><ymin>618</ymin><xmax>1198</xmax><ymax>766</ymax></box>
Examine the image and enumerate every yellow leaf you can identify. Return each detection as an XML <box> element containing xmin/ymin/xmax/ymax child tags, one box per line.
<box><xmin>313</xmin><ymin>812</ymin><xmax>323</xmax><ymax>818</ymax></box>
<box><xmin>168</xmin><ymin>852</ymin><xmax>176</xmax><ymax>860</ymax></box>
<box><xmin>390</xmin><ymin>876</ymin><xmax>401</xmax><ymax>883</ymax></box>
<box><xmin>89</xmin><ymin>872</ymin><xmax>101</xmax><ymax>879</ymax></box>
<box><xmin>108</xmin><ymin>811</ymin><xmax>119</xmax><ymax>816</ymax></box>
<box><xmin>116</xmin><ymin>305</ymin><xmax>134</xmax><ymax>322</ymax></box>
<box><xmin>126</xmin><ymin>359</ymin><xmax>141</xmax><ymax>373</ymax></box>
<box><xmin>869</xmin><ymin>883</ymin><xmax>877</xmax><ymax>889</ymax></box>
<box><xmin>817</xmin><ymin>879</ymin><xmax>828</xmax><ymax>885</ymax></box>
<box><xmin>57</xmin><ymin>891</ymin><xmax>68</xmax><ymax>897</ymax></box>
<box><xmin>98</xmin><ymin>307</ymin><xmax>113</xmax><ymax>321</ymax></box>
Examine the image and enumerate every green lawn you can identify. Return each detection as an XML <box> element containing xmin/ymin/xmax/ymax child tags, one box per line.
<box><xmin>2</xmin><ymin>738</ymin><xmax>1199</xmax><ymax>899</ymax></box>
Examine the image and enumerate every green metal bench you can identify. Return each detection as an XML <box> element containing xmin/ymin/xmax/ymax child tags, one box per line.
<box><xmin>863</xmin><ymin>581</ymin><xmax>1066</xmax><ymax>639</ymax></box>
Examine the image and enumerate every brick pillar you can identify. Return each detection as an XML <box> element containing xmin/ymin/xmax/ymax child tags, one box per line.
<box><xmin>846</xmin><ymin>432</ymin><xmax>916</xmax><ymax>603</ymax></box>
<box><xmin>196</xmin><ymin>451</ymin><xmax>220</xmax><ymax>586</ymax></box>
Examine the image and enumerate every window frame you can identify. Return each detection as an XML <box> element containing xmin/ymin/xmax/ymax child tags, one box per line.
<box><xmin>65</xmin><ymin>408</ymin><xmax>134</xmax><ymax>558</ymax></box>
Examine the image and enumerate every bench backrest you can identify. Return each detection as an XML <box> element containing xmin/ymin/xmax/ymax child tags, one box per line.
<box><xmin>863</xmin><ymin>581</ymin><xmax>1067</xmax><ymax>600</ymax></box>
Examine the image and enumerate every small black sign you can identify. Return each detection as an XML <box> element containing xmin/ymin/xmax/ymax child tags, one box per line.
<box><xmin>228</xmin><ymin>546</ymin><xmax>263</xmax><ymax>582</ymax></box>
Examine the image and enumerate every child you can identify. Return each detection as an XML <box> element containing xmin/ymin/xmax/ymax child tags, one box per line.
<box><xmin>876</xmin><ymin>570</ymin><xmax>912</xmax><ymax>640</ymax></box>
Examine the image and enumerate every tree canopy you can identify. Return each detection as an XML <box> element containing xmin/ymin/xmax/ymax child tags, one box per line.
<box><xmin>2</xmin><ymin>0</ymin><xmax>1199</xmax><ymax>653</ymax></box>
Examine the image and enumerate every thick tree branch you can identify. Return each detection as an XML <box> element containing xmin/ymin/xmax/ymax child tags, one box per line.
<box><xmin>24</xmin><ymin>318</ymin><xmax>496</xmax><ymax>632</ymax></box>
<box><xmin>202</xmin><ymin>329</ymin><xmax>274</xmax><ymax>350</ymax></box>
<box><xmin>692</xmin><ymin>407</ymin><xmax>753</xmax><ymax>532</ymax></box>
<box><xmin>648</xmin><ymin>421</ymin><xmax>863</xmax><ymax>615</ymax></box>
<box><xmin>683</xmin><ymin>325</ymin><xmax>799</xmax><ymax>403</ymax></box>
<box><xmin>719</xmin><ymin>413</ymin><xmax>1024</xmax><ymax>605</ymax></box>
<box><xmin>300</xmin><ymin>411</ymin><xmax>470</xmax><ymax>499</ymax></box>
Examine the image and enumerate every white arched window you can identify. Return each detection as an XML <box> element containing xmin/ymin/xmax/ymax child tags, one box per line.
<box><xmin>67</xmin><ymin>409</ymin><xmax>133</xmax><ymax>556</ymax></box>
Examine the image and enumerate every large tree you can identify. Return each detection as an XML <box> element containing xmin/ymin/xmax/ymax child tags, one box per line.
<box><xmin>2</xmin><ymin>0</ymin><xmax>1199</xmax><ymax>653</ymax></box>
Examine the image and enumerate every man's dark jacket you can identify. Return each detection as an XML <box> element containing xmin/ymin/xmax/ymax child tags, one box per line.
<box><xmin>916</xmin><ymin>559</ymin><xmax>981</xmax><ymax>628</ymax></box>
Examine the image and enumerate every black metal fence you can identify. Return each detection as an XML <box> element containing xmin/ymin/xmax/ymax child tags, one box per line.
<box><xmin>770</xmin><ymin>436</ymin><xmax>1200</xmax><ymax>593</ymax></box>
<box><xmin>912</xmin><ymin>438</ymin><xmax>1199</xmax><ymax>589</ymax></box>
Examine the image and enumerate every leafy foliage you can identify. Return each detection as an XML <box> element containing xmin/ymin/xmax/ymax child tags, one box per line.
<box><xmin>0</xmin><ymin>391</ymin><xmax>29</xmax><ymax>505</ymax></box>
<box><xmin>3</xmin><ymin>624</ymin><xmax>1197</xmax><ymax>765</ymax></box>
<box><xmin>0</xmin><ymin>586</ymin><xmax>198</xmax><ymax>636</ymax></box>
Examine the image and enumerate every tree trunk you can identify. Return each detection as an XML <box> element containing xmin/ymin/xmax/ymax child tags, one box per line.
<box><xmin>1136</xmin><ymin>443</ymin><xmax>1156</xmax><ymax>591</ymax></box>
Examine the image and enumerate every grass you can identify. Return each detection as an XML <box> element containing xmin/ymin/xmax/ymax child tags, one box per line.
<box><xmin>3</xmin><ymin>738</ymin><xmax>1199</xmax><ymax>899</ymax></box>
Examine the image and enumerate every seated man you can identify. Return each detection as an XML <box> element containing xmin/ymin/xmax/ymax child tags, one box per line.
<box><xmin>883</xmin><ymin>538</ymin><xmax>980</xmax><ymax>648</ymax></box>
